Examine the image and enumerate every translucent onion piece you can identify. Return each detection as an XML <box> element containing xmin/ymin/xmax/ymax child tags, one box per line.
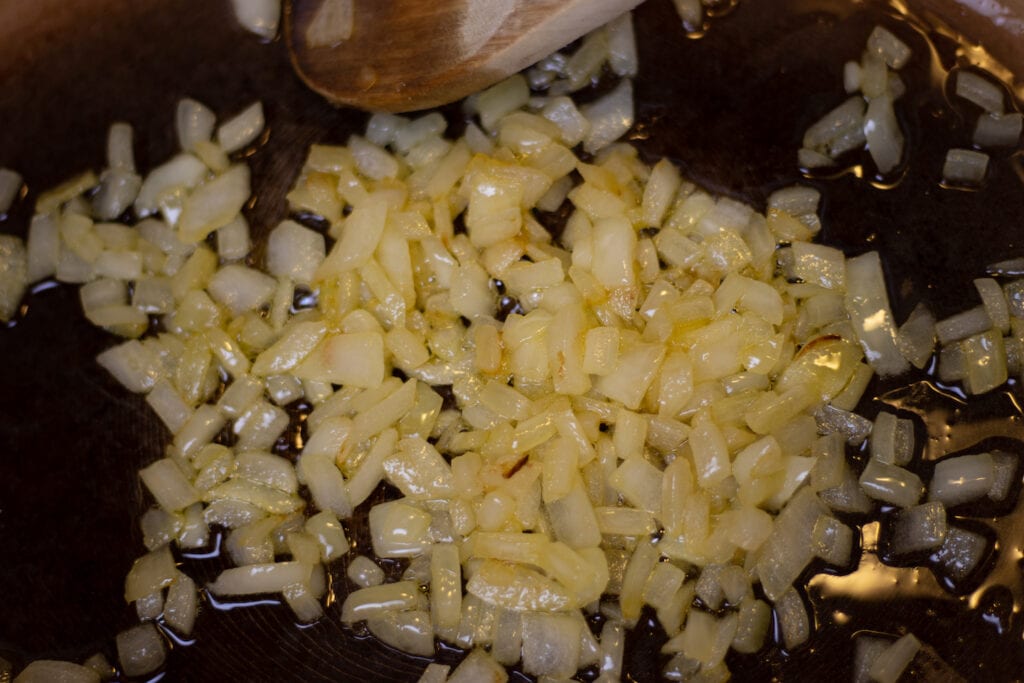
<box><xmin>954</xmin><ymin>70</ymin><xmax>1005</xmax><ymax>113</ymax></box>
<box><xmin>889</xmin><ymin>501</ymin><xmax>947</xmax><ymax>555</ymax></box>
<box><xmin>606</xmin><ymin>12</ymin><xmax>638</xmax><ymax>77</ymax></box>
<box><xmin>866</xmin><ymin>26</ymin><xmax>912</xmax><ymax>69</ymax></box>
<box><xmin>868</xmin><ymin>633</ymin><xmax>921</xmax><ymax>683</ymax></box>
<box><xmin>308</xmin><ymin>0</ymin><xmax>355</xmax><ymax>49</ymax></box>
<box><xmin>863</xmin><ymin>94</ymin><xmax>903</xmax><ymax>173</ymax></box>
<box><xmin>930</xmin><ymin>526</ymin><xmax>989</xmax><ymax>583</ymax></box>
<box><xmin>942</xmin><ymin>148</ymin><xmax>989</xmax><ymax>185</ymax></box>
<box><xmin>176</xmin><ymin>98</ymin><xmax>216</xmax><ymax>152</ymax></box>
<box><xmin>973</xmin><ymin>112</ymin><xmax>1023</xmax><ymax>148</ymax></box>
<box><xmin>859</xmin><ymin>459</ymin><xmax>923</xmax><ymax>508</ymax></box>
<box><xmin>844</xmin><ymin>251</ymin><xmax>908</xmax><ymax>377</ymax></box>
<box><xmin>217</xmin><ymin>102</ymin><xmax>265</xmax><ymax>154</ymax></box>
<box><xmin>0</xmin><ymin>235</ymin><xmax>28</xmax><ymax>322</ymax></box>
<box><xmin>446</xmin><ymin>649</ymin><xmax>508</xmax><ymax>683</ymax></box>
<box><xmin>13</xmin><ymin>660</ymin><xmax>101</xmax><ymax>683</ymax></box>
<box><xmin>115</xmin><ymin>623</ymin><xmax>166</xmax><ymax>678</ymax></box>
<box><xmin>774</xmin><ymin>587</ymin><xmax>810</xmax><ymax>650</ymax></box>
<box><xmin>581</xmin><ymin>79</ymin><xmax>634</xmax><ymax>154</ymax></box>
<box><xmin>0</xmin><ymin>167</ymin><xmax>24</xmax><ymax>214</ymax></box>
<box><xmin>231</xmin><ymin>0</ymin><xmax>281</xmax><ymax>39</ymax></box>
<box><xmin>929</xmin><ymin>452</ymin><xmax>994</xmax><ymax>506</ymax></box>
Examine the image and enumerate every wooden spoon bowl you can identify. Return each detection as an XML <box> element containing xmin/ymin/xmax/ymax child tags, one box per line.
<box><xmin>286</xmin><ymin>0</ymin><xmax>644</xmax><ymax>112</ymax></box>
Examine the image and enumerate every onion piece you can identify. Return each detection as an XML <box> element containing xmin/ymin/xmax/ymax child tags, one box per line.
<box><xmin>134</xmin><ymin>154</ymin><xmax>208</xmax><ymax>217</ymax></box>
<box><xmin>868</xmin><ymin>633</ymin><xmax>921</xmax><ymax>683</ymax></box>
<box><xmin>231</xmin><ymin>0</ymin><xmax>281</xmax><ymax>39</ymax></box>
<box><xmin>176</xmin><ymin>98</ymin><xmax>216</xmax><ymax>152</ymax></box>
<box><xmin>25</xmin><ymin>214</ymin><xmax>59</xmax><ymax>282</ymax></box>
<box><xmin>935</xmin><ymin>305</ymin><xmax>992</xmax><ymax>345</ymax></box>
<box><xmin>988</xmin><ymin>451</ymin><xmax>1018</xmax><ymax>502</ymax></box>
<box><xmin>853</xmin><ymin>636</ymin><xmax>890</xmax><ymax>683</ymax></box>
<box><xmin>0</xmin><ymin>235</ymin><xmax>28</xmax><ymax>322</ymax></box>
<box><xmin>208</xmin><ymin>561</ymin><xmax>313</xmax><ymax>595</ymax></box>
<box><xmin>774</xmin><ymin>587</ymin><xmax>810</xmax><ymax>650</ymax></box>
<box><xmin>139</xmin><ymin>458</ymin><xmax>200</xmax><ymax>513</ymax></box>
<box><xmin>732</xmin><ymin>596</ymin><xmax>771</xmax><ymax>654</ymax></box>
<box><xmin>869</xmin><ymin>411</ymin><xmax>914</xmax><ymax>466</ymax></box>
<box><xmin>954</xmin><ymin>70</ymin><xmax>1004</xmax><ymax>113</ymax></box>
<box><xmin>521</xmin><ymin>612</ymin><xmax>583</xmax><ymax>678</ymax></box>
<box><xmin>14</xmin><ymin>660</ymin><xmax>101</xmax><ymax>683</ymax></box>
<box><xmin>341</xmin><ymin>580</ymin><xmax>426</xmax><ymax>623</ymax></box>
<box><xmin>581</xmin><ymin>79</ymin><xmax>634</xmax><ymax>154</ymax></box>
<box><xmin>346</xmin><ymin>556</ymin><xmax>384</xmax><ymax>590</ymax></box>
<box><xmin>0</xmin><ymin>167</ymin><xmax>23</xmax><ymax>214</ymax></box>
<box><xmin>811</xmin><ymin>514</ymin><xmax>854</xmax><ymax>566</ymax></box>
<box><xmin>889</xmin><ymin>501</ymin><xmax>947</xmax><ymax>555</ymax></box>
<box><xmin>896</xmin><ymin>302</ymin><xmax>936</xmax><ymax>369</ymax></box>
<box><xmin>859</xmin><ymin>459</ymin><xmax>923</xmax><ymax>508</ymax></box>
<box><xmin>367</xmin><ymin>610</ymin><xmax>435</xmax><ymax>657</ymax></box>
<box><xmin>606</xmin><ymin>12</ymin><xmax>638</xmax><ymax>77</ymax></box>
<box><xmin>863</xmin><ymin>93</ymin><xmax>903</xmax><ymax>173</ymax></box>
<box><xmin>974</xmin><ymin>278</ymin><xmax>1011</xmax><ymax>333</ymax></box>
<box><xmin>672</xmin><ymin>0</ymin><xmax>702</xmax><ymax>31</ymax></box>
<box><xmin>177</xmin><ymin>164</ymin><xmax>251</xmax><ymax>243</ymax></box>
<box><xmin>164</xmin><ymin>573</ymin><xmax>198</xmax><ymax>636</ymax></box>
<box><xmin>304</xmin><ymin>510</ymin><xmax>349</xmax><ymax>561</ymax></box>
<box><xmin>306</xmin><ymin>0</ymin><xmax>355</xmax><ymax>48</ymax></box>
<box><xmin>929</xmin><ymin>452</ymin><xmax>994</xmax><ymax>506</ymax></box>
<box><xmin>930</xmin><ymin>526</ymin><xmax>989</xmax><ymax>583</ymax></box>
<box><xmin>974</xmin><ymin>112</ymin><xmax>1023</xmax><ymax>147</ymax></box>
<box><xmin>866</xmin><ymin>26</ymin><xmax>912</xmax><ymax>69</ymax></box>
<box><xmin>267</xmin><ymin>220</ymin><xmax>325</xmax><ymax>286</ymax></box>
<box><xmin>124</xmin><ymin>545</ymin><xmax>177</xmax><ymax>603</ymax></box>
<box><xmin>962</xmin><ymin>329</ymin><xmax>1007</xmax><ymax>394</ymax></box>
<box><xmin>942</xmin><ymin>148</ymin><xmax>989</xmax><ymax>185</ymax></box>
<box><xmin>803</xmin><ymin>97</ymin><xmax>865</xmax><ymax>153</ymax></box>
<box><xmin>115</xmin><ymin>623</ymin><xmax>166</xmax><ymax>678</ymax></box>
<box><xmin>674</xmin><ymin>610</ymin><xmax>737</xmax><ymax>667</ymax></box>
<box><xmin>815</xmin><ymin>404</ymin><xmax>873</xmax><ymax>446</ymax></box>
<box><xmin>844</xmin><ymin>251</ymin><xmax>909</xmax><ymax>377</ymax></box>
<box><xmin>217</xmin><ymin>102</ymin><xmax>265</xmax><ymax>154</ymax></box>
<box><xmin>446</xmin><ymin>649</ymin><xmax>508</xmax><ymax>683</ymax></box>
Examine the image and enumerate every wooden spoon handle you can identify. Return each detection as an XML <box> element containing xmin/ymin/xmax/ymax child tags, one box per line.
<box><xmin>287</xmin><ymin>0</ymin><xmax>644</xmax><ymax>112</ymax></box>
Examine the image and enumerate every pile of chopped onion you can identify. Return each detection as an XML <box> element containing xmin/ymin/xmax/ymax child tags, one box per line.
<box><xmin>3</xmin><ymin>9</ymin><xmax>1024</xmax><ymax>682</ymax></box>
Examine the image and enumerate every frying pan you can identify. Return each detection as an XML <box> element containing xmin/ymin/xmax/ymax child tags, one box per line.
<box><xmin>1</xmin><ymin>0</ymin><xmax>1022</xmax><ymax>680</ymax></box>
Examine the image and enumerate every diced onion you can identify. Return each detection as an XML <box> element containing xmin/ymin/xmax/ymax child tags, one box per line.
<box><xmin>974</xmin><ymin>112</ymin><xmax>1023</xmax><ymax>147</ymax></box>
<box><xmin>954</xmin><ymin>70</ymin><xmax>1005</xmax><ymax>113</ymax></box>
<box><xmin>844</xmin><ymin>251</ymin><xmax>909</xmax><ymax>377</ymax></box>
<box><xmin>115</xmin><ymin>623</ymin><xmax>166</xmax><ymax>678</ymax></box>
<box><xmin>580</xmin><ymin>79</ymin><xmax>634</xmax><ymax>154</ymax></box>
<box><xmin>931</xmin><ymin>526</ymin><xmax>988</xmax><ymax>583</ymax></box>
<box><xmin>929</xmin><ymin>452</ymin><xmax>994</xmax><ymax>506</ymax></box>
<box><xmin>13</xmin><ymin>660</ymin><xmax>100</xmax><ymax>683</ymax></box>
<box><xmin>0</xmin><ymin>167</ymin><xmax>23</xmax><ymax>214</ymax></box>
<box><xmin>866</xmin><ymin>26</ymin><xmax>912</xmax><ymax>69</ymax></box>
<box><xmin>217</xmin><ymin>102</ymin><xmax>265</xmax><ymax>154</ymax></box>
<box><xmin>0</xmin><ymin>235</ymin><xmax>28</xmax><ymax>322</ymax></box>
<box><xmin>942</xmin><ymin>148</ymin><xmax>989</xmax><ymax>184</ymax></box>
<box><xmin>231</xmin><ymin>0</ymin><xmax>281</xmax><ymax>39</ymax></box>
<box><xmin>868</xmin><ymin>633</ymin><xmax>921</xmax><ymax>683</ymax></box>
<box><xmin>305</xmin><ymin>0</ymin><xmax>355</xmax><ymax>48</ymax></box>
<box><xmin>773</xmin><ymin>587</ymin><xmax>810</xmax><ymax>650</ymax></box>
<box><xmin>863</xmin><ymin>94</ymin><xmax>903</xmax><ymax>173</ymax></box>
<box><xmin>859</xmin><ymin>459</ymin><xmax>923</xmax><ymax>508</ymax></box>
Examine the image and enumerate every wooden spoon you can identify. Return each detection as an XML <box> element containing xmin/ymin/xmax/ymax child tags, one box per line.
<box><xmin>285</xmin><ymin>0</ymin><xmax>645</xmax><ymax>112</ymax></box>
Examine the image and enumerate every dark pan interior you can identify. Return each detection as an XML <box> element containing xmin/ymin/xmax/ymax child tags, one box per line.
<box><xmin>0</xmin><ymin>0</ymin><xmax>1022</xmax><ymax>680</ymax></box>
